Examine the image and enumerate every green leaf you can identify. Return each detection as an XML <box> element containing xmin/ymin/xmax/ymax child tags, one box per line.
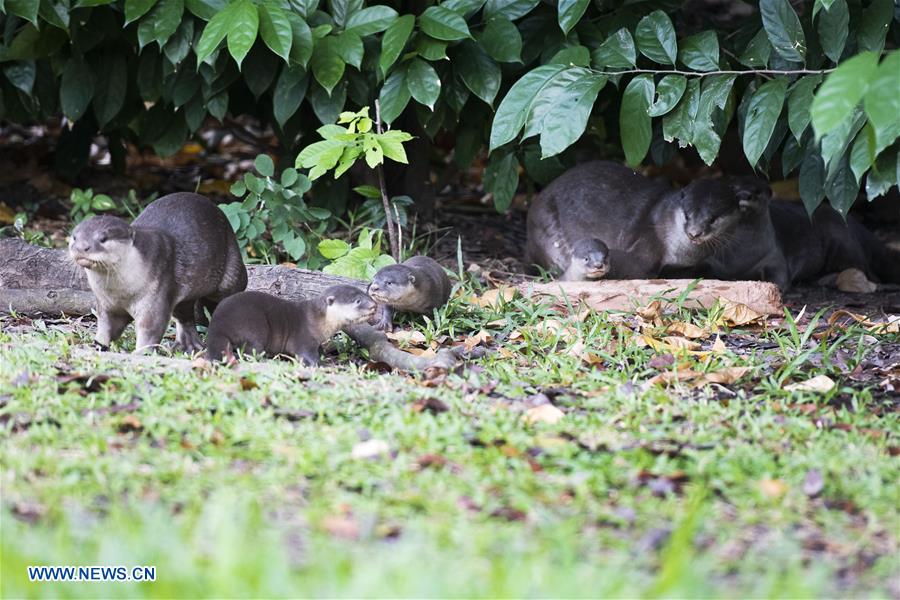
<box><xmin>557</xmin><ymin>0</ymin><xmax>589</xmax><ymax>35</ymax></box>
<box><xmin>259</xmin><ymin>3</ymin><xmax>293</xmax><ymax>62</ymax></box>
<box><xmin>309</xmin><ymin>81</ymin><xmax>346</xmax><ymax>124</ymax></box>
<box><xmin>227</xmin><ymin>0</ymin><xmax>260</xmax><ymax>68</ymax></box>
<box><xmin>453</xmin><ymin>41</ymin><xmax>501</xmax><ymax>106</ymax></box>
<box><xmin>415</xmin><ymin>35</ymin><xmax>449</xmax><ymax>61</ymax></box>
<box><xmin>825</xmin><ymin>153</ymin><xmax>859</xmax><ymax>216</ymax></box>
<box><xmin>208</xmin><ymin>91</ymin><xmax>228</xmax><ymax>121</ymax></box>
<box><xmin>799</xmin><ymin>146</ymin><xmax>826</xmax><ymax>213</ymax></box>
<box><xmin>3</xmin><ymin>61</ymin><xmax>35</xmax><ymax>95</ymax></box>
<box><xmin>442</xmin><ymin>0</ymin><xmax>485</xmax><ymax>17</ymax></box>
<box><xmin>419</xmin><ymin>6</ymin><xmax>471</xmax><ymax>41</ymax></box>
<box><xmin>378</xmin><ymin>68</ymin><xmax>410</xmax><ymax>124</ymax></box>
<box><xmin>737</xmin><ymin>28</ymin><xmax>772</xmax><ymax>68</ymax></box>
<box><xmin>311</xmin><ymin>38</ymin><xmax>346</xmax><ymax>94</ymax></box>
<box><xmin>39</xmin><ymin>0</ymin><xmax>70</xmax><ymax>31</ymax></box>
<box><xmin>328</xmin><ymin>0</ymin><xmax>362</xmax><ymax>29</ymax></box>
<box><xmin>6</xmin><ymin>0</ymin><xmax>40</xmax><ymax>26</ymax></box>
<box><xmin>742</xmin><ymin>77</ymin><xmax>787</xmax><ymax>168</ymax></box>
<box><xmin>196</xmin><ymin>1</ymin><xmax>237</xmax><ymax>65</ymax></box>
<box><xmin>165</xmin><ymin>19</ymin><xmax>195</xmax><ymax>65</ymax></box>
<box><xmin>865</xmin><ymin>149</ymin><xmax>898</xmax><ymax>200</ymax></box>
<box><xmin>863</xmin><ymin>51</ymin><xmax>900</xmax><ymax>153</ymax></box>
<box><xmin>273</xmin><ymin>65</ymin><xmax>308</xmax><ymax>126</ymax></box>
<box><xmin>92</xmin><ymin>54</ymin><xmax>127</xmax><ymax>129</ymax></box>
<box><xmin>663</xmin><ymin>77</ymin><xmax>700</xmax><ymax>147</ymax></box>
<box><xmin>820</xmin><ymin>107</ymin><xmax>864</xmax><ymax>177</ymax></box>
<box><xmin>816</xmin><ymin>0</ymin><xmax>848</xmax><ymax>63</ymax></box>
<box><xmin>407</xmin><ymin>58</ymin><xmax>441</xmax><ymax>110</ymax></box>
<box><xmin>857</xmin><ymin>0</ymin><xmax>892</xmax><ymax>54</ymax></box>
<box><xmin>364</xmin><ymin>134</ymin><xmax>385</xmax><ymax>168</ymax></box>
<box><xmin>318</xmin><ymin>239</ymin><xmax>350</xmax><ymax>259</ymax></box>
<box><xmin>483</xmin><ymin>151</ymin><xmax>519</xmax><ymax>212</ymax></box>
<box><xmin>137</xmin><ymin>0</ymin><xmax>184</xmax><ymax>49</ymax></box>
<box><xmin>549</xmin><ymin>45</ymin><xmax>590</xmax><ymax>67</ymax></box>
<box><xmin>60</xmin><ymin>57</ymin><xmax>95</xmax><ymax>121</ymax></box>
<box><xmin>185</xmin><ymin>0</ymin><xmax>226</xmax><ymax>19</ymax></box>
<box><xmin>353</xmin><ymin>185</ymin><xmax>381</xmax><ymax>198</ymax></box>
<box><xmin>590</xmin><ymin>28</ymin><xmax>636</xmax><ymax>69</ymax></box>
<box><xmin>377</xmin><ymin>131</ymin><xmax>411</xmax><ymax>164</ymax></box>
<box><xmin>759</xmin><ymin>0</ymin><xmax>806</xmax><ymax>63</ymax></box>
<box><xmin>539</xmin><ymin>69</ymin><xmax>605</xmax><ymax>158</ymax></box>
<box><xmin>849</xmin><ymin>123</ymin><xmax>876</xmax><ymax>183</ymax></box>
<box><xmin>786</xmin><ymin>74</ymin><xmax>821</xmax><ymax>141</ymax></box>
<box><xmin>647</xmin><ymin>74</ymin><xmax>685</xmax><ymax>117</ymax></box>
<box><xmin>635</xmin><ymin>10</ymin><xmax>677</xmax><ymax>65</ymax></box>
<box><xmin>255</xmin><ymin>154</ymin><xmax>275</xmax><ymax>177</ymax></box>
<box><xmin>346</xmin><ymin>5</ymin><xmax>398</xmax><ymax>36</ymax></box>
<box><xmin>125</xmin><ymin>0</ymin><xmax>157</xmax><ymax>25</ymax></box>
<box><xmin>333</xmin><ymin>31</ymin><xmax>363</xmax><ymax>69</ymax></box>
<box><xmin>281</xmin><ymin>167</ymin><xmax>299</xmax><ymax>187</ymax></box>
<box><xmin>490</xmin><ymin>63</ymin><xmax>567</xmax><ymax>151</ymax></box>
<box><xmin>242</xmin><ymin>47</ymin><xmax>278</xmax><ymax>98</ymax></box>
<box><xmin>379</xmin><ymin>14</ymin><xmax>414</xmax><ymax>76</ymax></box>
<box><xmin>678</xmin><ymin>31</ymin><xmax>718</xmax><ymax>72</ymax></box>
<box><xmin>287</xmin><ymin>13</ymin><xmax>313</xmax><ymax>67</ymax></box>
<box><xmin>620</xmin><ymin>74</ymin><xmax>654</xmax><ymax>167</ymax></box>
<box><xmin>810</xmin><ymin>51</ymin><xmax>879</xmax><ymax>140</ymax></box>
<box><xmin>483</xmin><ymin>0</ymin><xmax>539</xmax><ymax>21</ymax></box>
<box><xmin>296</xmin><ymin>139</ymin><xmax>347</xmax><ymax>178</ymax></box>
<box><xmin>477</xmin><ymin>16</ymin><xmax>522</xmax><ymax>63</ymax></box>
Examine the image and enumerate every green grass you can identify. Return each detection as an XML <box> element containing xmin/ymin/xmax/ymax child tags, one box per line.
<box><xmin>1</xmin><ymin>290</ymin><xmax>898</xmax><ymax>598</ymax></box>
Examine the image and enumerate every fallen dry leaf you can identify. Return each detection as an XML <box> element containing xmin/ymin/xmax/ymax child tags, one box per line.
<box><xmin>667</xmin><ymin>321</ymin><xmax>709</xmax><ymax>339</ymax></box>
<box><xmin>784</xmin><ymin>375</ymin><xmax>836</xmax><ymax>394</ymax></box>
<box><xmin>411</xmin><ymin>397</ymin><xmax>449</xmax><ymax>414</ymax></box>
<box><xmin>469</xmin><ymin>286</ymin><xmax>517</xmax><ymax>308</ymax></box>
<box><xmin>463</xmin><ymin>329</ymin><xmax>493</xmax><ymax>352</ymax></box>
<box><xmin>117</xmin><ymin>414</ymin><xmax>143</xmax><ymax>433</ymax></box>
<box><xmin>636</xmin><ymin>300</ymin><xmax>662</xmax><ymax>321</ymax></box>
<box><xmin>758</xmin><ymin>478</ymin><xmax>788</xmax><ymax>499</ymax></box>
<box><xmin>711</xmin><ymin>336</ymin><xmax>727</xmax><ymax>354</ymax></box>
<box><xmin>718</xmin><ymin>298</ymin><xmax>766</xmax><ymax>327</ymax></box>
<box><xmin>386</xmin><ymin>330</ymin><xmax>428</xmax><ymax>346</ymax></box>
<box><xmin>322</xmin><ymin>516</ymin><xmax>359</xmax><ymax>540</ymax></box>
<box><xmin>835</xmin><ymin>268</ymin><xmax>877</xmax><ymax>293</ymax></box>
<box><xmin>524</xmin><ymin>404</ymin><xmax>565</xmax><ymax>425</ymax></box>
<box><xmin>702</xmin><ymin>366</ymin><xmax>751</xmax><ymax>385</ymax></box>
<box><xmin>351</xmin><ymin>439</ymin><xmax>390</xmax><ymax>460</ymax></box>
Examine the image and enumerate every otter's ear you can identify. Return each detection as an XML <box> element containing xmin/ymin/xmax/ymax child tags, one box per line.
<box><xmin>407</xmin><ymin>274</ymin><xmax>416</xmax><ymax>284</ymax></box>
<box><xmin>325</xmin><ymin>295</ymin><xmax>335</xmax><ymax>306</ymax></box>
<box><xmin>732</xmin><ymin>179</ymin><xmax>771</xmax><ymax>211</ymax></box>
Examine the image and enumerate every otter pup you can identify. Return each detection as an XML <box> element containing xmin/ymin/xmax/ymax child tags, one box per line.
<box><xmin>367</xmin><ymin>256</ymin><xmax>452</xmax><ymax>332</ymax></box>
<box><xmin>528</xmin><ymin>236</ymin><xmax>611</xmax><ymax>281</ymax></box>
<box><xmin>771</xmin><ymin>202</ymin><xmax>900</xmax><ymax>286</ymax></box>
<box><xmin>526</xmin><ymin>161</ymin><xmax>752</xmax><ymax>279</ymax></box>
<box><xmin>69</xmin><ymin>193</ymin><xmax>247</xmax><ymax>353</ymax></box>
<box><xmin>205</xmin><ymin>286</ymin><xmax>377</xmax><ymax>364</ymax></box>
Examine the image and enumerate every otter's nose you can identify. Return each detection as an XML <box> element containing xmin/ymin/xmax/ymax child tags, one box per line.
<box><xmin>368</xmin><ymin>283</ymin><xmax>380</xmax><ymax>293</ymax></box>
<box><xmin>73</xmin><ymin>241</ymin><xmax>90</xmax><ymax>253</ymax></box>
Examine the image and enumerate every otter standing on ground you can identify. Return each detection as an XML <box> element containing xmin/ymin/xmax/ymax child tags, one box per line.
<box><xmin>68</xmin><ymin>193</ymin><xmax>247</xmax><ymax>353</ymax></box>
<box><xmin>368</xmin><ymin>256</ymin><xmax>452</xmax><ymax>332</ymax></box>
<box><xmin>205</xmin><ymin>286</ymin><xmax>377</xmax><ymax>365</ymax></box>
<box><xmin>526</xmin><ymin>161</ymin><xmax>753</xmax><ymax>279</ymax></box>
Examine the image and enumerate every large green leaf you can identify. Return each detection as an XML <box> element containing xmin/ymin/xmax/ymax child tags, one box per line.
<box><xmin>38</xmin><ymin>0</ymin><xmax>71</xmax><ymax>31</ymax></box>
<box><xmin>489</xmin><ymin>63</ymin><xmax>567</xmax><ymax>151</ymax></box>
<box><xmin>678</xmin><ymin>31</ymin><xmax>718</xmax><ymax>71</ymax></box>
<box><xmin>863</xmin><ymin>50</ymin><xmax>900</xmax><ymax>153</ymax></box>
<box><xmin>477</xmin><ymin>16</ymin><xmax>522</xmax><ymax>63</ymax></box>
<box><xmin>6</xmin><ymin>0</ymin><xmax>40</xmax><ymax>26</ymax></box>
<box><xmin>816</xmin><ymin>0</ymin><xmax>848</xmax><ymax>63</ymax></box>
<box><xmin>137</xmin><ymin>0</ymin><xmax>184</xmax><ymax>49</ymax></box>
<box><xmin>663</xmin><ymin>78</ymin><xmax>700</xmax><ymax>147</ymax></box>
<box><xmin>92</xmin><ymin>54</ymin><xmax>127</xmax><ymax>128</ymax></box>
<box><xmin>849</xmin><ymin>123</ymin><xmax>876</xmax><ymax>183</ymax></box>
<box><xmin>333</xmin><ymin>31</ymin><xmax>363</xmax><ymax>69</ymax></box>
<box><xmin>346</xmin><ymin>5</ymin><xmax>398</xmax><ymax>36</ymax></box>
<box><xmin>557</xmin><ymin>0</ymin><xmax>589</xmax><ymax>35</ymax></box>
<box><xmin>865</xmin><ymin>149</ymin><xmax>898</xmax><ymax>200</ymax></box>
<box><xmin>799</xmin><ymin>144</ymin><xmax>826</xmax><ymax>213</ymax></box>
<box><xmin>196</xmin><ymin>1</ymin><xmax>238</xmax><ymax>64</ymax></box>
<box><xmin>328</xmin><ymin>0</ymin><xmax>362</xmax><ymax>28</ymax></box>
<box><xmin>406</xmin><ymin>58</ymin><xmax>441</xmax><ymax>110</ymax></box>
<box><xmin>635</xmin><ymin>10</ymin><xmax>676</xmax><ymax>65</ymax></box>
<box><xmin>483</xmin><ymin>0</ymin><xmax>540</xmax><ymax>21</ymax></box>
<box><xmin>549</xmin><ymin>45</ymin><xmax>590</xmax><ymax>67</ymax></box>
<box><xmin>378</xmin><ymin>68</ymin><xmax>410</xmax><ymax>124</ymax></box>
<box><xmin>59</xmin><ymin>57</ymin><xmax>94</xmax><ymax>121</ymax></box>
<box><xmin>759</xmin><ymin>0</ymin><xmax>806</xmax><ymax>63</ymax></box>
<box><xmin>164</xmin><ymin>19</ymin><xmax>195</xmax><ymax>64</ymax></box>
<box><xmin>483</xmin><ymin>151</ymin><xmax>519</xmax><ymax>212</ymax></box>
<box><xmin>857</xmin><ymin>0</ymin><xmax>892</xmax><ymax>53</ymax></box>
<box><xmin>227</xmin><ymin>0</ymin><xmax>260</xmax><ymax>67</ymax></box>
<box><xmin>419</xmin><ymin>6</ymin><xmax>471</xmax><ymax>41</ymax></box>
<box><xmin>786</xmin><ymin>74</ymin><xmax>821</xmax><ymax>141</ymax></box>
<box><xmin>741</xmin><ymin>77</ymin><xmax>787</xmax><ymax>168</ymax></box>
<box><xmin>311</xmin><ymin>38</ymin><xmax>346</xmax><ymax>94</ymax></box>
<box><xmin>242</xmin><ymin>47</ymin><xmax>278</xmax><ymax>97</ymax></box>
<box><xmin>124</xmin><ymin>0</ymin><xmax>157</xmax><ymax>25</ymax></box>
<box><xmin>619</xmin><ymin>74</ymin><xmax>654</xmax><ymax>167</ymax></box>
<box><xmin>259</xmin><ymin>3</ymin><xmax>293</xmax><ymax>62</ymax></box>
<box><xmin>442</xmin><ymin>0</ymin><xmax>486</xmax><ymax>17</ymax></box>
<box><xmin>810</xmin><ymin>51</ymin><xmax>878</xmax><ymax>139</ymax></box>
<box><xmin>273</xmin><ymin>65</ymin><xmax>307</xmax><ymax>126</ymax></box>
<box><xmin>825</xmin><ymin>153</ymin><xmax>859</xmax><ymax>216</ymax></box>
<box><xmin>309</xmin><ymin>80</ymin><xmax>346</xmax><ymax>124</ymax></box>
<box><xmin>379</xmin><ymin>14</ymin><xmax>414</xmax><ymax>76</ymax></box>
<box><xmin>185</xmin><ymin>0</ymin><xmax>226</xmax><ymax>19</ymax></box>
<box><xmin>416</xmin><ymin>35</ymin><xmax>448</xmax><ymax>61</ymax></box>
<box><xmin>820</xmin><ymin>107</ymin><xmax>864</xmax><ymax>177</ymax></box>
<box><xmin>590</xmin><ymin>28</ymin><xmax>636</xmax><ymax>69</ymax></box>
<box><xmin>453</xmin><ymin>41</ymin><xmax>500</xmax><ymax>106</ymax></box>
<box><xmin>647</xmin><ymin>74</ymin><xmax>685</xmax><ymax>117</ymax></box>
<box><xmin>287</xmin><ymin>12</ymin><xmax>313</xmax><ymax>67</ymax></box>
<box><xmin>522</xmin><ymin>67</ymin><xmax>584</xmax><ymax>139</ymax></box>
<box><xmin>737</xmin><ymin>28</ymin><xmax>772</xmax><ymax>68</ymax></box>
<box><xmin>3</xmin><ymin>61</ymin><xmax>35</xmax><ymax>95</ymax></box>
<box><xmin>540</xmin><ymin>69</ymin><xmax>605</xmax><ymax>158</ymax></box>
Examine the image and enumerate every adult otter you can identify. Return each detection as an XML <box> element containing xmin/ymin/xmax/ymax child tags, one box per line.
<box><xmin>367</xmin><ymin>256</ymin><xmax>452</xmax><ymax>332</ymax></box>
<box><xmin>526</xmin><ymin>161</ymin><xmax>753</xmax><ymax>279</ymax></box>
<box><xmin>68</xmin><ymin>193</ymin><xmax>247</xmax><ymax>353</ymax></box>
<box><xmin>206</xmin><ymin>286</ymin><xmax>377</xmax><ymax>365</ymax></box>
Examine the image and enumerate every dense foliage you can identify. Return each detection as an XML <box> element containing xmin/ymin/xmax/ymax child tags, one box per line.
<box><xmin>0</xmin><ymin>0</ymin><xmax>897</xmax><ymax>215</ymax></box>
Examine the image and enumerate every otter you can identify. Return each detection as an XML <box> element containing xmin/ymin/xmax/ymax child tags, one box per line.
<box><xmin>561</xmin><ymin>238</ymin><xmax>611</xmax><ymax>281</ymax></box>
<box><xmin>367</xmin><ymin>256</ymin><xmax>452</xmax><ymax>332</ymax></box>
<box><xmin>68</xmin><ymin>192</ymin><xmax>247</xmax><ymax>353</ymax></box>
<box><xmin>771</xmin><ymin>202</ymin><xmax>900</xmax><ymax>286</ymax></box>
<box><xmin>526</xmin><ymin>161</ymin><xmax>754</xmax><ymax>279</ymax></box>
<box><xmin>205</xmin><ymin>286</ymin><xmax>377</xmax><ymax>364</ymax></box>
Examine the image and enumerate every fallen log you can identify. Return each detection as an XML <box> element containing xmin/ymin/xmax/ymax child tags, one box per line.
<box><xmin>0</xmin><ymin>238</ymin><xmax>455</xmax><ymax>372</ymax></box>
<box><xmin>517</xmin><ymin>278</ymin><xmax>783</xmax><ymax>315</ymax></box>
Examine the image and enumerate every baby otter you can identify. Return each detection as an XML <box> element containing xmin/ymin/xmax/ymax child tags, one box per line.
<box><xmin>558</xmin><ymin>238</ymin><xmax>611</xmax><ymax>281</ymax></box>
<box><xmin>526</xmin><ymin>161</ymin><xmax>753</xmax><ymax>279</ymax></box>
<box><xmin>205</xmin><ymin>286</ymin><xmax>377</xmax><ymax>365</ymax></box>
<box><xmin>69</xmin><ymin>193</ymin><xmax>247</xmax><ymax>353</ymax></box>
<box><xmin>367</xmin><ymin>256</ymin><xmax>452</xmax><ymax>332</ymax></box>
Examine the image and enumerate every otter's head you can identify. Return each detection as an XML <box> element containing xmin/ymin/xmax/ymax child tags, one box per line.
<box><xmin>321</xmin><ymin>285</ymin><xmax>377</xmax><ymax>327</ymax></box>
<box><xmin>569</xmin><ymin>238</ymin><xmax>610</xmax><ymax>280</ymax></box>
<box><xmin>68</xmin><ymin>216</ymin><xmax>134</xmax><ymax>270</ymax></box>
<box><xmin>676</xmin><ymin>178</ymin><xmax>763</xmax><ymax>247</ymax></box>
<box><xmin>367</xmin><ymin>265</ymin><xmax>417</xmax><ymax>304</ymax></box>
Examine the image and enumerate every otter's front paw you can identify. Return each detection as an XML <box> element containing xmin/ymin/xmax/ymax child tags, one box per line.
<box><xmin>92</xmin><ymin>340</ymin><xmax>110</xmax><ymax>352</ymax></box>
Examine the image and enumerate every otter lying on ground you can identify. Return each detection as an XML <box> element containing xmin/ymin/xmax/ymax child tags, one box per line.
<box><xmin>368</xmin><ymin>256</ymin><xmax>452</xmax><ymax>332</ymax></box>
<box><xmin>526</xmin><ymin>161</ymin><xmax>754</xmax><ymax>279</ymax></box>
<box><xmin>206</xmin><ymin>286</ymin><xmax>377</xmax><ymax>365</ymax></box>
<box><xmin>68</xmin><ymin>193</ymin><xmax>247</xmax><ymax>353</ymax></box>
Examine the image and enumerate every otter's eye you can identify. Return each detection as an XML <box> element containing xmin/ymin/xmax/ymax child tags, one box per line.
<box><xmin>354</xmin><ymin>299</ymin><xmax>361</xmax><ymax>306</ymax></box>
<box><xmin>583</xmin><ymin>257</ymin><xmax>589</xmax><ymax>262</ymax></box>
<box><xmin>99</xmin><ymin>235</ymin><xmax>109</xmax><ymax>244</ymax></box>
<box><xmin>387</xmin><ymin>281</ymin><xmax>394</xmax><ymax>286</ymax></box>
